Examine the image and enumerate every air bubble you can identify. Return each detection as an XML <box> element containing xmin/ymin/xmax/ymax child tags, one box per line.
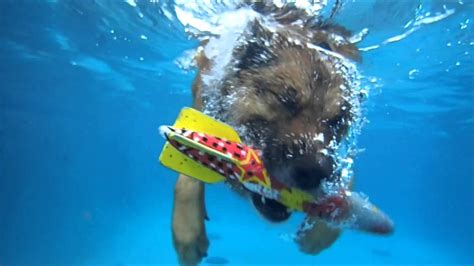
<box><xmin>408</xmin><ymin>69</ymin><xmax>420</xmax><ymax>79</ymax></box>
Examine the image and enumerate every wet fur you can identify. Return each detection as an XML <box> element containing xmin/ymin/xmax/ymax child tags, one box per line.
<box><xmin>172</xmin><ymin>3</ymin><xmax>359</xmax><ymax>265</ymax></box>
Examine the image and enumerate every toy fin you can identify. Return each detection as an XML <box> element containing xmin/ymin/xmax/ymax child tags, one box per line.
<box><xmin>159</xmin><ymin>142</ymin><xmax>225</xmax><ymax>183</ymax></box>
<box><xmin>159</xmin><ymin>108</ymin><xmax>239</xmax><ymax>184</ymax></box>
<box><xmin>173</xmin><ymin>107</ymin><xmax>241</xmax><ymax>142</ymax></box>
<box><xmin>345</xmin><ymin>192</ymin><xmax>394</xmax><ymax>234</ymax></box>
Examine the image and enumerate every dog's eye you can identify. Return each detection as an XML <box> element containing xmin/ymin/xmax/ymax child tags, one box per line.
<box><xmin>277</xmin><ymin>87</ymin><xmax>299</xmax><ymax>115</ymax></box>
<box><xmin>327</xmin><ymin>117</ymin><xmax>341</xmax><ymax>128</ymax></box>
<box><xmin>244</xmin><ymin>116</ymin><xmax>271</xmax><ymax>141</ymax></box>
<box><xmin>327</xmin><ymin>112</ymin><xmax>351</xmax><ymax>139</ymax></box>
<box><xmin>246</xmin><ymin>116</ymin><xmax>270</xmax><ymax>130</ymax></box>
<box><xmin>319</xmin><ymin>42</ymin><xmax>332</xmax><ymax>51</ymax></box>
<box><xmin>256</xmin><ymin>86</ymin><xmax>266</xmax><ymax>96</ymax></box>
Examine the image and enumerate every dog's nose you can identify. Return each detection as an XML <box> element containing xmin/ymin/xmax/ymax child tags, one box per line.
<box><xmin>291</xmin><ymin>155</ymin><xmax>334</xmax><ymax>189</ymax></box>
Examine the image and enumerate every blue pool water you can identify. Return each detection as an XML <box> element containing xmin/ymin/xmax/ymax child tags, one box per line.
<box><xmin>0</xmin><ymin>0</ymin><xmax>473</xmax><ymax>264</ymax></box>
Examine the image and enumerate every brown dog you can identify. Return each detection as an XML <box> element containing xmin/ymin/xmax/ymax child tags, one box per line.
<box><xmin>171</xmin><ymin>2</ymin><xmax>361</xmax><ymax>265</ymax></box>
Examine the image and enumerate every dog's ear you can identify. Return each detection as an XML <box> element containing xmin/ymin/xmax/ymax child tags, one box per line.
<box><xmin>244</xmin><ymin>1</ymin><xmax>312</xmax><ymax>25</ymax></box>
<box><xmin>233</xmin><ymin>19</ymin><xmax>276</xmax><ymax>71</ymax></box>
<box><xmin>310</xmin><ymin>24</ymin><xmax>361</xmax><ymax>62</ymax></box>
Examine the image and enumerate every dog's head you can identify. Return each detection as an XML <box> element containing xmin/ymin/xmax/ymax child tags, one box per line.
<box><xmin>216</xmin><ymin>20</ymin><xmax>360</xmax><ymax>192</ymax></box>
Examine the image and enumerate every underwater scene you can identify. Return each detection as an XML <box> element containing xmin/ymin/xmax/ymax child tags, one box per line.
<box><xmin>0</xmin><ymin>0</ymin><xmax>473</xmax><ymax>265</ymax></box>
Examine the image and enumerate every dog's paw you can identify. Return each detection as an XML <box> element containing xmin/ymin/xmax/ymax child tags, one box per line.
<box><xmin>173</xmin><ymin>224</ymin><xmax>209</xmax><ymax>266</ymax></box>
<box><xmin>172</xmin><ymin>175</ymin><xmax>209</xmax><ymax>266</ymax></box>
<box><xmin>295</xmin><ymin>217</ymin><xmax>341</xmax><ymax>255</ymax></box>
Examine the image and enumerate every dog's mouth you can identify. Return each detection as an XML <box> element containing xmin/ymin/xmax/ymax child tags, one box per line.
<box><xmin>250</xmin><ymin>146</ymin><xmax>336</xmax><ymax>223</ymax></box>
<box><xmin>254</xmin><ymin>138</ymin><xmax>336</xmax><ymax>191</ymax></box>
<box><xmin>251</xmin><ymin>193</ymin><xmax>292</xmax><ymax>222</ymax></box>
<box><xmin>267</xmin><ymin>156</ymin><xmax>334</xmax><ymax>189</ymax></box>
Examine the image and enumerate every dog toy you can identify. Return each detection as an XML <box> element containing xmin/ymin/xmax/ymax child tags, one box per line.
<box><xmin>158</xmin><ymin>107</ymin><xmax>394</xmax><ymax>234</ymax></box>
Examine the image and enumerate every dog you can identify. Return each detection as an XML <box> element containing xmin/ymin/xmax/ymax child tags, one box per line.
<box><xmin>171</xmin><ymin>2</ymin><xmax>361</xmax><ymax>265</ymax></box>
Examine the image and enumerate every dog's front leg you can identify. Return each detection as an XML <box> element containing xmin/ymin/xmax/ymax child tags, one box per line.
<box><xmin>172</xmin><ymin>174</ymin><xmax>209</xmax><ymax>266</ymax></box>
<box><xmin>295</xmin><ymin>216</ymin><xmax>341</xmax><ymax>255</ymax></box>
